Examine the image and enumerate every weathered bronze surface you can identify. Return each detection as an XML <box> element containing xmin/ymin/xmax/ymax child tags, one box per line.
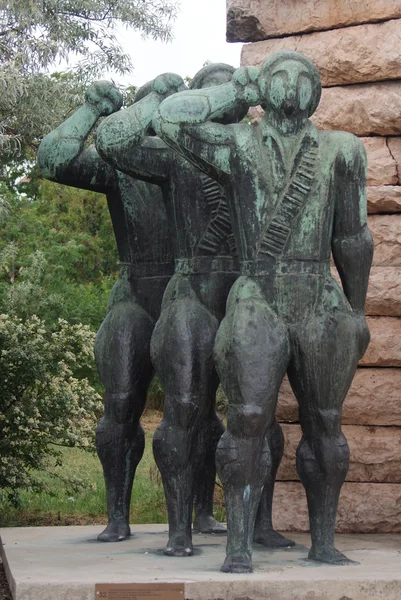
<box><xmin>95</xmin><ymin>66</ymin><xmax>293</xmax><ymax>557</ymax></box>
<box><xmin>37</xmin><ymin>82</ymin><xmax>218</xmax><ymax>545</ymax></box>
<box><xmin>153</xmin><ymin>51</ymin><xmax>373</xmax><ymax>573</ymax></box>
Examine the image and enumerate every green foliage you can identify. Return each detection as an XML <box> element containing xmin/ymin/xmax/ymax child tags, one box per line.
<box><xmin>0</xmin><ymin>246</ymin><xmax>63</xmax><ymax>323</ymax></box>
<box><xmin>0</xmin><ymin>313</ymin><xmax>103</xmax><ymax>505</ymax></box>
<box><xmin>54</xmin><ymin>278</ymin><xmax>114</xmax><ymax>330</ymax></box>
<box><xmin>146</xmin><ymin>376</ymin><xmax>166</xmax><ymax>412</ymax></box>
<box><xmin>0</xmin><ymin>0</ymin><xmax>178</xmax><ymax>150</ymax></box>
<box><xmin>0</xmin><ymin>179</ymin><xmax>118</xmax><ymax>286</ymax></box>
<box><xmin>215</xmin><ymin>385</ymin><xmax>228</xmax><ymax>415</ymax></box>
<box><xmin>2</xmin><ymin>0</ymin><xmax>177</xmax><ymax>74</ymax></box>
<box><xmin>0</xmin><ymin>248</ymin><xmax>114</xmax><ymax>334</ymax></box>
<box><xmin>0</xmin><ymin>72</ymin><xmax>87</xmax><ymax>154</ymax></box>
<box><xmin>0</xmin><ymin>175</ymin><xmax>118</xmax><ymax>333</ymax></box>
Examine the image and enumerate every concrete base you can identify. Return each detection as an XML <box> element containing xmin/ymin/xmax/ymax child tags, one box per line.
<box><xmin>2</xmin><ymin>525</ymin><xmax>401</xmax><ymax>599</ymax></box>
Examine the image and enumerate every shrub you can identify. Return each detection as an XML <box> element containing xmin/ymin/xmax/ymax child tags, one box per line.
<box><xmin>0</xmin><ymin>314</ymin><xmax>102</xmax><ymax>505</ymax></box>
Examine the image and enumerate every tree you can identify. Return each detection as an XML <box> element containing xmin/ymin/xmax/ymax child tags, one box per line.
<box><xmin>0</xmin><ymin>178</ymin><xmax>117</xmax><ymax>328</ymax></box>
<box><xmin>0</xmin><ymin>0</ymin><xmax>178</xmax><ymax>150</ymax></box>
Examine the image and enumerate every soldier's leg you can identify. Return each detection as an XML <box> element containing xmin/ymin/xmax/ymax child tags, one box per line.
<box><xmin>215</xmin><ymin>294</ymin><xmax>290</xmax><ymax>573</ymax></box>
<box><xmin>192</xmin><ymin>377</ymin><xmax>226</xmax><ymax>534</ymax></box>
<box><xmin>253</xmin><ymin>419</ymin><xmax>295</xmax><ymax>548</ymax></box>
<box><xmin>152</xmin><ymin>284</ymin><xmax>219</xmax><ymax>556</ymax></box>
<box><xmin>95</xmin><ymin>300</ymin><xmax>154</xmax><ymax>542</ymax></box>
<box><xmin>288</xmin><ymin>309</ymin><xmax>361</xmax><ymax>564</ymax></box>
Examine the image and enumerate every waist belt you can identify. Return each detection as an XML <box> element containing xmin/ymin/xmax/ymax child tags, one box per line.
<box><xmin>174</xmin><ymin>256</ymin><xmax>238</xmax><ymax>275</ymax></box>
<box><xmin>240</xmin><ymin>259</ymin><xmax>330</xmax><ymax>277</ymax></box>
<box><xmin>119</xmin><ymin>261</ymin><xmax>173</xmax><ymax>279</ymax></box>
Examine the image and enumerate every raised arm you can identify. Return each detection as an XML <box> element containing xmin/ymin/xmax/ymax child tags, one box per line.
<box><xmin>153</xmin><ymin>66</ymin><xmax>261</xmax><ymax>179</ymax></box>
<box><xmin>331</xmin><ymin>133</ymin><xmax>374</xmax><ymax>318</ymax></box>
<box><xmin>95</xmin><ymin>73</ymin><xmax>185</xmax><ymax>183</ymax></box>
<box><xmin>37</xmin><ymin>81</ymin><xmax>123</xmax><ymax>192</ymax></box>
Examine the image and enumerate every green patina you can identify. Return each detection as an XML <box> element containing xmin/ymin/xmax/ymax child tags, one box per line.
<box><xmin>152</xmin><ymin>51</ymin><xmax>374</xmax><ymax>573</ymax></box>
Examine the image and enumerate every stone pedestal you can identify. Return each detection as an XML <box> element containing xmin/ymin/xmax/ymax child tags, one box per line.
<box><xmin>2</xmin><ymin>525</ymin><xmax>401</xmax><ymax>600</ymax></box>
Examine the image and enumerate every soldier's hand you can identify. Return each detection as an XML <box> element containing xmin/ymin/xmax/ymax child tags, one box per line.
<box><xmin>152</xmin><ymin>73</ymin><xmax>186</xmax><ymax>99</ymax></box>
<box><xmin>85</xmin><ymin>81</ymin><xmax>123</xmax><ymax>117</ymax></box>
<box><xmin>233</xmin><ymin>67</ymin><xmax>261</xmax><ymax>106</ymax></box>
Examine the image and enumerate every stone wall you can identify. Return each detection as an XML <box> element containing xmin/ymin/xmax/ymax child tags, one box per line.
<box><xmin>227</xmin><ymin>1</ymin><xmax>401</xmax><ymax>532</ymax></box>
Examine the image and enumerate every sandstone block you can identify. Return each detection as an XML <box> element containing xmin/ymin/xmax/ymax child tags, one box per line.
<box><xmin>387</xmin><ymin>137</ymin><xmax>401</xmax><ymax>176</ymax></box>
<box><xmin>227</xmin><ymin>0</ymin><xmax>401</xmax><ymax>42</ymax></box>
<box><xmin>277</xmin><ymin>368</ymin><xmax>401</xmax><ymax>426</ymax></box>
<box><xmin>312</xmin><ymin>81</ymin><xmax>401</xmax><ymax>136</ymax></box>
<box><xmin>330</xmin><ymin>215</ymin><xmax>401</xmax><ymax>267</ymax></box>
<box><xmin>365</xmin><ymin>267</ymin><xmax>401</xmax><ymax>316</ymax></box>
<box><xmin>331</xmin><ymin>266</ymin><xmax>401</xmax><ymax>316</ymax></box>
<box><xmin>361</xmin><ymin>317</ymin><xmax>401</xmax><ymax>367</ymax></box>
<box><xmin>367</xmin><ymin>186</ymin><xmax>401</xmax><ymax>213</ymax></box>
<box><xmin>273</xmin><ymin>482</ymin><xmax>401</xmax><ymax>532</ymax></box>
<box><xmin>241</xmin><ymin>19</ymin><xmax>401</xmax><ymax>87</ymax></box>
<box><xmin>362</xmin><ymin>138</ymin><xmax>398</xmax><ymax>186</ymax></box>
<box><xmin>369</xmin><ymin>214</ymin><xmax>401</xmax><ymax>266</ymax></box>
<box><xmin>277</xmin><ymin>424</ymin><xmax>401</xmax><ymax>483</ymax></box>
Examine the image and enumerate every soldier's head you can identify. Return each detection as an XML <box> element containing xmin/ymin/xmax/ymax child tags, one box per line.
<box><xmin>258</xmin><ymin>51</ymin><xmax>321</xmax><ymax>119</ymax></box>
<box><xmin>133</xmin><ymin>80</ymin><xmax>153</xmax><ymax>104</ymax></box>
<box><xmin>191</xmin><ymin>63</ymin><xmax>248</xmax><ymax>124</ymax></box>
<box><xmin>190</xmin><ymin>62</ymin><xmax>234</xmax><ymax>90</ymax></box>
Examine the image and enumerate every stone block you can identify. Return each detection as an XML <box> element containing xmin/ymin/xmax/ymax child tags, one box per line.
<box><xmin>360</xmin><ymin>317</ymin><xmax>401</xmax><ymax>367</ymax></box>
<box><xmin>227</xmin><ymin>0</ymin><xmax>401</xmax><ymax>42</ymax></box>
<box><xmin>363</xmin><ymin>137</ymin><xmax>398</xmax><ymax>186</ymax></box>
<box><xmin>273</xmin><ymin>482</ymin><xmax>401</xmax><ymax>533</ymax></box>
<box><xmin>277</xmin><ymin>424</ymin><xmax>401</xmax><ymax>483</ymax></box>
<box><xmin>387</xmin><ymin>137</ymin><xmax>401</xmax><ymax>175</ymax></box>
<box><xmin>365</xmin><ymin>267</ymin><xmax>401</xmax><ymax>316</ymax></box>
<box><xmin>331</xmin><ymin>266</ymin><xmax>401</xmax><ymax>316</ymax></box>
<box><xmin>369</xmin><ymin>214</ymin><xmax>401</xmax><ymax>266</ymax></box>
<box><xmin>277</xmin><ymin>368</ymin><xmax>401</xmax><ymax>426</ymax></box>
<box><xmin>312</xmin><ymin>81</ymin><xmax>401</xmax><ymax>136</ymax></box>
<box><xmin>367</xmin><ymin>186</ymin><xmax>401</xmax><ymax>213</ymax></box>
<box><xmin>241</xmin><ymin>19</ymin><xmax>401</xmax><ymax>87</ymax></box>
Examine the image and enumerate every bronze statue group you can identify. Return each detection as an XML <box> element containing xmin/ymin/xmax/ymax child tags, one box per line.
<box><xmin>38</xmin><ymin>51</ymin><xmax>373</xmax><ymax>574</ymax></box>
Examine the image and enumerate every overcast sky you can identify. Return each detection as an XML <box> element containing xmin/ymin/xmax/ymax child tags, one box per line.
<box><xmin>114</xmin><ymin>0</ymin><xmax>243</xmax><ymax>88</ymax></box>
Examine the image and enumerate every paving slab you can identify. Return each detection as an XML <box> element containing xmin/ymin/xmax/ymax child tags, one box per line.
<box><xmin>2</xmin><ymin>525</ymin><xmax>401</xmax><ymax>599</ymax></box>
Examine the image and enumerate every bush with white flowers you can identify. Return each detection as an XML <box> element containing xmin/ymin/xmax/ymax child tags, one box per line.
<box><xmin>0</xmin><ymin>313</ymin><xmax>102</xmax><ymax>504</ymax></box>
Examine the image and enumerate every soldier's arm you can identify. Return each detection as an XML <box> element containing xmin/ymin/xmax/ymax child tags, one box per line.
<box><xmin>95</xmin><ymin>73</ymin><xmax>186</xmax><ymax>183</ymax></box>
<box><xmin>37</xmin><ymin>80</ymin><xmax>123</xmax><ymax>192</ymax></box>
<box><xmin>331</xmin><ymin>134</ymin><xmax>374</xmax><ymax>314</ymax></box>
<box><xmin>152</xmin><ymin>67</ymin><xmax>261</xmax><ymax>180</ymax></box>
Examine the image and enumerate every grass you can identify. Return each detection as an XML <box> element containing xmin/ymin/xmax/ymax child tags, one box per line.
<box><xmin>0</xmin><ymin>411</ymin><xmax>168</xmax><ymax>528</ymax></box>
<box><xmin>0</xmin><ymin>410</ymin><xmax>225</xmax><ymax>528</ymax></box>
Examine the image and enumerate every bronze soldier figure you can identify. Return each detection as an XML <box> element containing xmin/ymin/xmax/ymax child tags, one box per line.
<box><xmin>96</xmin><ymin>65</ymin><xmax>293</xmax><ymax>557</ymax></box>
<box><xmin>37</xmin><ymin>81</ymin><xmax>225</xmax><ymax>544</ymax></box>
<box><xmin>153</xmin><ymin>51</ymin><xmax>373</xmax><ymax>572</ymax></box>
